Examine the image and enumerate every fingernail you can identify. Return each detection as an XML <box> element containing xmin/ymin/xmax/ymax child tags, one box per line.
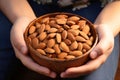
<box><xmin>90</xmin><ymin>51</ymin><xmax>97</xmax><ymax>59</ymax></box>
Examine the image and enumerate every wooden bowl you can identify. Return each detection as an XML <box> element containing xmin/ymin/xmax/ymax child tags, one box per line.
<box><xmin>24</xmin><ymin>12</ymin><xmax>98</xmax><ymax>74</ymax></box>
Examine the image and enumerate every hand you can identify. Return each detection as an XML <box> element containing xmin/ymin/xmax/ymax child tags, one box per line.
<box><xmin>10</xmin><ymin>16</ymin><xmax>56</xmax><ymax>78</ymax></box>
<box><xmin>60</xmin><ymin>24</ymin><xmax>114</xmax><ymax>78</ymax></box>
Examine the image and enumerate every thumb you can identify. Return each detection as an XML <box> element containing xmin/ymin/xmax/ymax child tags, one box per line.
<box><xmin>10</xmin><ymin>19</ymin><xmax>29</xmax><ymax>54</ymax></box>
<box><xmin>90</xmin><ymin>36</ymin><xmax>114</xmax><ymax>59</ymax></box>
<box><xmin>11</xmin><ymin>26</ymin><xmax>28</xmax><ymax>54</ymax></box>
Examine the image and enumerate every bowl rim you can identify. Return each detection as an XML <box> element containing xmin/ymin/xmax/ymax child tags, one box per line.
<box><xmin>24</xmin><ymin>12</ymin><xmax>98</xmax><ymax>62</ymax></box>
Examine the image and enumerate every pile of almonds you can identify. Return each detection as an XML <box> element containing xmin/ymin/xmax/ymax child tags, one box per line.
<box><xmin>27</xmin><ymin>13</ymin><xmax>94</xmax><ymax>60</ymax></box>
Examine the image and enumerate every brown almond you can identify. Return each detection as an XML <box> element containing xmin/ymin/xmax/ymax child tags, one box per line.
<box><xmin>49</xmin><ymin>20</ymin><xmax>56</xmax><ymax>24</ymax></box>
<box><xmin>62</xmin><ymin>30</ymin><xmax>67</xmax><ymax>40</ymax></box>
<box><xmin>29</xmin><ymin>32</ymin><xmax>38</xmax><ymax>39</ymax></box>
<box><xmin>54</xmin><ymin>44</ymin><xmax>61</xmax><ymax>54</ymax></box>
<box><xmin>65</xmin><ymin>55</ymin><xmax>75</xmax><ymax>60</ymax></box>
<box><xmin>70</xmin><ymin>41</ymin><xmax>78</xmax><ymax>50</ymax></box>
<box><xmin>79</xmin><ymin>31</ymin><xmax>89</xmax><ymax>40</ymax></box>
<box><xmin>67</xmin><ymin>32</ymin><xmax>76</xmax><ymax>42</ymax></box>
<box><xmin>78</xmin><ymin>42</ymin><xmax>83</xmax><ymax>51</ymax></box>
<box><xmin>47</xmin><ymin>39</ymin><xmax>55</xmax><ymax>48</ymax></box>
<box><xmin>41</xmin><ymin>17</ymin><xmax>49</xmax><ymax>24</ymax></box>
<box><xmin>38</xmin><ymin>32</ymin><xmax>47</xmax><ymax>41</ymax></box>
<box><xmin>45</xmin><ymin>24</ymin><xmax>51</xmax><ymax>31</ymax></box>
<box><xmin>37</xmin><ymin>42</ymin><xmax>46</xmax><ymax>49</ymax></box>
<box><xmin>56</xmin><ymin>33</ymin><xmax>61</xmax><ymax>43</ymax></box>
<box><xmin>63</xmin><ymin>24</ymin><xmax>70</xmax><ymax>30</ymax></box>
<box><xmin>58</xmin><ymin>52</ymin><xmax>68</xmax><ymax>59</ymax></box>
<box><xmin>69</xmin><ymin>51</ymin><xmax>83</xmax><ymax>57</ymax></box>
<box><xmin>31</xmin><ymin>37</ymin><xmax>39</xmax><ymax>49</ymax></box>
<box><xmin>56</xmin><ymin>18</ymin><xmax>67</xmax><ymax>24</ymax></box>
<box><xmin>57</xmin><ymin>28</ymin><xmax>64</xmax><ymax>32</ymax></box>
<box><xmin>55</xmin><ymin>14</ymin><xmax>68</xmax><ymax>19</ymax></box>
<box><xmin>60</xmin><ymin>42</ymin><xmax>70</xmax><ymax>52</ymax></box>
<box><xmin>82</xmin><ymin>24</ymin><xmax>90</xmax><ymax>34</ymax></box>
<box><xmin>68</xmin><ymin>29</ymin><xmax>79</xmax><ymax>36</ymax></box>
<box><xmin>36</xmin><ymin>49</ymin><xmax>46</xmax><ymax>55</ymax></box>
<box><xmin>68</xmin><ymin>16</ymin><xmax>80</xmax><ymax>21</ymax></box>
<box><xmin>71</xmin><ymin>25</ymin><xmax>79</xmax><ymax>29</ymax></box>
<box><xmin>90</xmin><ymin>36</ymin><xmax>94</xmax><ymax>42</ymax></box>
<box><xmin>44</xmin><ymin>48</ymin><xmax>55</xmax><ymax>53</ymax></box>
<box><xmin>29</xmin><ymin>26</ymin><xmax>36</xmax><ymax>34</ymax></box>
<box><xmin>83</xmin><ymin>43</ymin><xmax>91</xmax><ymax>51</ymax></box>
<box><xmin>76</xmin><ymin>36</ymin><xmax>86</xmax><ymax>42</ymax></box>
<box><xmin>35</xmin><ymin>22</ymin><xmax>41</xmax><ymax>28</ymax></box>
<box><xmin>37</xmin><ymin>24</ymin><xmax>45</xmax><ymax>33</ymax></box>
<box><xmin>47</xmin><ymin>28</ymin><xmax>58</xmax><ymax>33</ymax></box>
<box><xmin>64</xmin><ymin>39</ymin><xmax>72</xmax><ymax>46</ymax></box>
<box><xmin>85</xmin><ymin>40</ymin><xmax>92</xmax><ymax>46</ymax></box>
<box><xmin>47</xmin><ymin>33</ymin><xmax>56</xmax><ymax>39</ymax></box>
<box><xmin>78</xmin><ymin>20</ymin><xmax>86</xmax><ymax>30</ymax></box>
<box><xmin>67</xmin><ymin>20</ymin><xmax>76</xmax><ymax>25</ymax></box>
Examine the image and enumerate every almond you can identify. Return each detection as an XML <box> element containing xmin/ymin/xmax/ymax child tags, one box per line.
<box><xmin>67</xmin><ymin>20</ymin><xmax>76</xmax><ymax>25</ymax></box>
<box><xmin>68</xmin><ymin>16</ymin><xmax>80</xmax><ymax>21</ymax></box>
<box><xmin>78</xmin><ymin>20</ymin><xmax>86</xmax><ymax>30</ymax></box>
<box><xmin>83</xmin><ymin>43</ymin><xmax>91</xmax><ymax>51</ymax></box>
<box><xmin>47</xmin><ymin>33</ymin><xmax>56</xmax><ymax>39</ymax></box>
<box><xmin>63</xmin><ymin>24</ymin><xmax>70</xmax><ymax>30</ymax></box>
<box><xmin>57</xmin><ymin>28</ymin><xmax>64</xmax><ymax>32</ymax></box>
<box><xmin>41</xmin><ymin>17</ymin><xmax>49</xmax><ymax>24</ymax></box>
<box><xmin>62</xmin><ymin>30</ymin><xmax>67</xmax><ymax>40</ymax></box>
<box><xmin>71</xmin><ymin>25</ymin><xmax>79</xmax><ymax>29</ymax></box>
<box><xmin>65</xmin><ymin>55</ymin><xmax>75</xmax><ymax>60</ymax></box>
<box><xmin>47</xmin><ymin>39</ymin><xmax>55</xmax><ymax>48</ymax></box>
<box><xmin>38</xmin><ymin>32</ymin><xmax>47</xmax><ymax>41</ymax></box>
<box><xmin>55</xmin><ymin>14</ymin><xmax>68</xmax><ymax>19</ymax></box>
<box><xmin>56</xmin><ymin>33</ymin><xmax>61</xmax><ymax>43</ymax></box>
<box><xmin>69</xmin><ymin>51</ymin><xmax>83</xmax><ymax>57</ymax></box>
<box><xmin>31</xmin><ymin>37</ymin><xmax>39</xmax><ymax>49</ymax></box>
<box><xmin>29</xmin><ymin>26</ymin><xmax>36</xmax><ymax>34</ymax></box>
<box><xmin>76</xmin><ymin>36</ymin><xmax>86</xmax><ymax>42</ymax></box>
<box><xmin>45</xmin><ymin>24</ymin><xmax>51</xmax><ymax>31</ymax></box>
<box><xmin>56</xmin><ymin>18</ymin><xmax>67</xmax><ymax>24</ymax></box>
<box><xmin>70</xmin><ymin>41</ymin><xmax>78</xmax><ymax>50</ymax></box>
<box><xmin>85</xmin><ymin>40</ymin><xmax>92</xmax><ymax>46</ymax></box>
<box><xmin>44</xmin><ymin>48</ymin><xmax>55</xmax><ymax>53</ymax></box>
<box><xmin>68</xmin><ymin>29</ymin><xmax>79</xmax><ymax>36</ymax></box>
<box><xmin>47</xmin><ymin>28</ymin><xmax>58</xmax><ymax>33</ymax></box>
<box><xmin>37</xmin><ymin>42</ymin><xmax>46</xmax><ymax>49</ymax></box>
<box><xmin>64</xmin><ymin>39</ymin><xmax>72</xmax><ymax>45</ymax></box>
<box><xmin>37</xmin><ymin>24</ymin><xmax>45</xmax><ymax>33</ymax></box>
<box><xmin>36</xmin><ymin>49</ymin><xmax>46</xmax><ymax>55</ymax></box>
<box><xmin>35</xmin><ymin>22</ymin><xmax>41</xmax><ymax>28</ymax></box>
<box><xmin>58</xmin><ymin>52</ymin><xmax>68</xmax><ymax>59</ymax></box>
<box><xmin>54</xmin><ymin>44</ymin><xmax>61</xmax><ymax>54</ymax></box>
<box><xmin>79</xmin><ymin>31</ymin><xmax>89</xmax><ymax>40</ymax></box>
<box><xmin>60</xmin><ymin>42</ymin><xmax>70</xmax><ymax>52</ymax></box>
<box><xmin>78</xmin><ymin>42</ymin><xmax>83</xmax><ymax>51</ymax></box>
<box><xmin>67</xmin><ymin>32</ymin><xmax>76</xmax><ymax>42</ymax></box>
<box><xmin>82</xmin><ymin>24</ymin><xmax>90</xmax><ymax>34</ymax></box>
<box><xmin>29</xmin><ymin>32</ymin><xmax>38</xmax><ymax>39</ymax></box>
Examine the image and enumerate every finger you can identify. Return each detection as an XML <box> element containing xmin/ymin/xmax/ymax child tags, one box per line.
<box><xmin>90</xmin><ymin>26</ymin><xmax>114</xmax><ymax>59</ymax></box>
<box><xmin>13</xmin><ymin>46</ymin><xmax>56</xmax><ymax>78</ymax></box>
